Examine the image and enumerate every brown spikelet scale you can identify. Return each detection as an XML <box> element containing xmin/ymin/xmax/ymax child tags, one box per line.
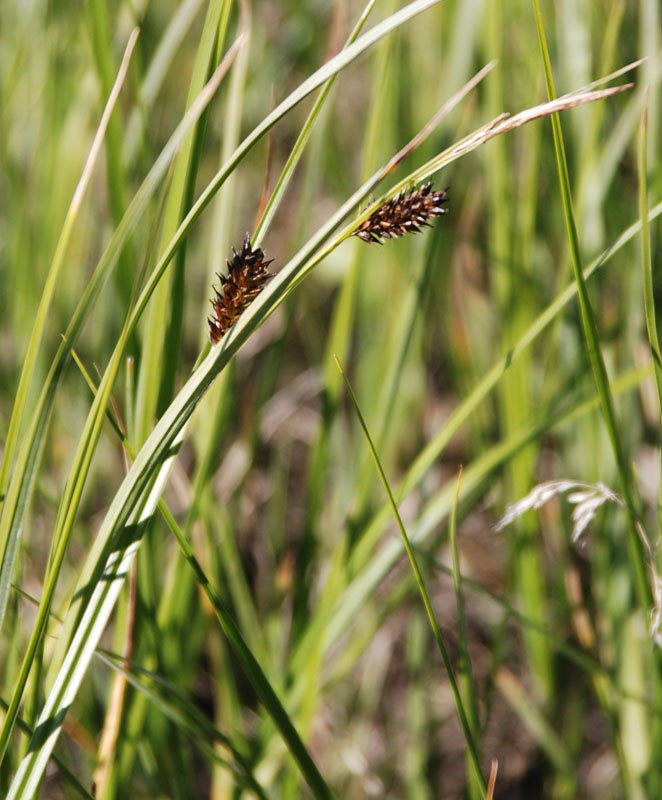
<box><xmin>208</xmin><ymin>236</ymin><xmax>274</xmax><ymax>344</ymax></box>
<box><xmin>352</xmin><ymin>182</ymin><xmax>449</xmax><ymax>244</ymax></box>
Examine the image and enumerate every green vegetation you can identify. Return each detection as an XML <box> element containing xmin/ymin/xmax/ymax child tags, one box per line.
<box><xmin>1</xmin><ymin>1</ymin><xmax>661</xmax><ymax>797</ymax></box>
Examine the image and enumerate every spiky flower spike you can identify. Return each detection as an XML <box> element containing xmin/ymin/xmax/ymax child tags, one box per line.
<box><xmin>208</xmin><ymin>236</ymin><xmax>274</xmax><ymax>344</ymax></box>
<box><xmin>352</xmin><ymin>182</ymin><xmax>449</xmax><ymax>244</ymax></box>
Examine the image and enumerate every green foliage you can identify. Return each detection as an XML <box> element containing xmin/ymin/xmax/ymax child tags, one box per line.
<box><xmin>1</xmin><ymin>1</ymin><xmax>661</xmax><ymax>798</ymax></box>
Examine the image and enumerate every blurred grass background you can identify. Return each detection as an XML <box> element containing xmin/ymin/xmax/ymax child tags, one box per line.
<box><xmin>1</xmin><ymin>0</ymin><xmax>662</xmax><ymax>797</ymax></box>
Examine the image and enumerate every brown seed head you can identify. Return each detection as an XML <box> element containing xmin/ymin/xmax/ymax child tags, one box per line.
<box><xmin>209</xmin><ymin>236</ymin><xmax>274</xmax><ymax>344</ymax></box>
<box><xmin>352</xmin><ymin>182</ymin><xmax>449</xmax><ymax>244</ymax></box>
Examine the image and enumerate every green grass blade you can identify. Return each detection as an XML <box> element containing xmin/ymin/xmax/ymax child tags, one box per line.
<box><xmin>638</xmin><ymin>98</ymin><xmax>662</xmax><ymax>541</ymax></box>
<box><xmin>449</xmin><ymin>468</ymin><xmax>483</xmax><ymax>798</ymax></box>
<box><xmin>87</xmin><ymin>0</ymin><xmax>136</xmax><ymax>306</ymax></box>
<box><xmin>156</xmin><ymin>491</ymin><xmax>334</xmax><ymax>799</ymax></box>
<box><xmin>0</xmin><ymin>28</ymin><xmax>137</xmax><ymax>515</ymax></box>
<box><xmin>335</xmin><ymin>356</ymin><xmax>487</xmax><ymax>796</ymax></box>
<box><xmin>1</xmin><ymin>240</ymin><xmax>157</xmax><ymax>763</ymax></box>
<box><xmin>6</xmin><ymin>421</ymin><xmax>188</xmax><ymax>800</ymax></box>
<box><xmin>531</xmin><ymin>0</ymin><xmax>653</xmax><ymax>628</ymax></box>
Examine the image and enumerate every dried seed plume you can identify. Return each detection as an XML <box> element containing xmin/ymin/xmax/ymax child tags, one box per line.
<box><xmin>352</xmin><ymin>182</ymin><xmax>449</xmax><ymax>244</ymax></box>
<box><xmin>495</xmin><ymin>478</ymin><xmax>662</xmax><ymax>649</ymax></box>
<box><xmin>209</xmin><ymin>236</ymin><xmax>273</xmax><ymax>344</ymax></box>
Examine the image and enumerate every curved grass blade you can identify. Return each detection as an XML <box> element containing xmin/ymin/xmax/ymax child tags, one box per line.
<box><xmin>0</xmin><ymin>312</ymin><xmax>140</xmax><ymax>765</ymax></box>
<box><xmin>6</xmin><ymin>422</ymin><xmax>188</xmax><ymax>800</ymax></box>
<box><xmin>0</xmin><ymin>28</ymin><xmax>137</xmax><ymax>531</ymax></box>
<box><xmin>340</xmin><ymin>83</ymin><xmax>632</xmax><ymax>250</ymax></box>
<box><xmin>43</xmin><ymin>0</ymin><xmax>450</xmax><ymax>670</ymax></box>
<box><xmin>335</xmin><ymin>356</ymin><xmax>487</xmax><ymax>796</ymax></box>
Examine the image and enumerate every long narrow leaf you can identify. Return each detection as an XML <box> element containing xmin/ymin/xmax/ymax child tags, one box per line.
<box><xmin>531</xmin><ymin>0</ymin><xmax>652</xmax><ymax>622</ymax></box>
<box><xmin>335</xmin><ymin>357</ymin><xmax>486</xmax><ymax>795</ymax></box>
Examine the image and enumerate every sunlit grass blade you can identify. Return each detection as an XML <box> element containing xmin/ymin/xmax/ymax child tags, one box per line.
<box><xmin>0</xmin><ymin>310</ymin><xmax>132</xmax><ymax>765</ymax></box>
<box><xmin>6</xmin><ymin>421</ymin><xmax>188</xmax><ymax>800</ymax></box>
<box><xmin>0</xmin><ymin>697</ymin><xmax>94</xmax><ymax>800</ymax></box>
<box><xmin>9</xmin><ymin>406</ymin><xmax>334</xmax><ymax>799</ymax></box>
<box><xmin>0</xmin><ymin>44</ymin><xmax>241</xmax><ymax>768</ymax></box>
<box><xmin>0</xmin><ymin>27</ymin><xmax>137</xmax><ymax>517</ymax></box>
<box><xmin>334</xmin><ymin>355</ymin><xmax>487</xmax><ymax>796</ymax></box>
